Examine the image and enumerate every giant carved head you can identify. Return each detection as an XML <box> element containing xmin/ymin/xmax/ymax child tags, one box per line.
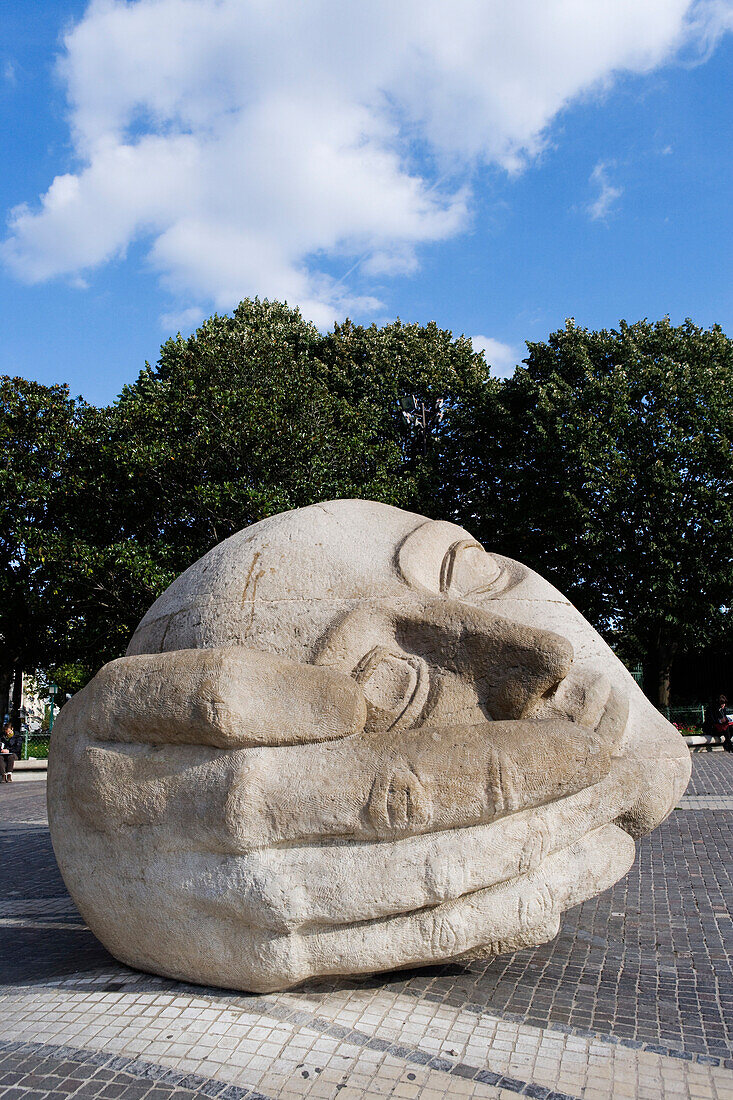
<box><xmin>48</xmin><ymin>500</ymin><xmax>690</xmax><ymax>992</ymax></box>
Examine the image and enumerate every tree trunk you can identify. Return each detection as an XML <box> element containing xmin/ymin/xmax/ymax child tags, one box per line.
<box><xmin>0</xmin><ymin>668</ymin><xmax>11</xmax><ymax>726</ymax></box>
<box><xmin>10</xmin><ymin>667</ymin><xmax>23</xmax><ymax>731</ymax></box>
<box><xmin>656</xmin><ymin>639</ymin><xmax>679</xmax><ymax>710</ymax></box>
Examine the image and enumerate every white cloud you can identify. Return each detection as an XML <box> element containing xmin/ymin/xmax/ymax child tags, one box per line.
<box><xmin>3</xmin><ymin>0</ymin><xmax>732</xmax><ymax>323</ymax></box>
<box><xmin>3</xmin><ymin>60</ymin><xmax>17</xmax><ymax>87</ymax></box>
<box><xmin>159</xmin><ymin>306</ymin><xmax>204</xmax><ymax>333</ymax></box>
<box><xmin>683</xmin><ymin>0</ymin><xmax>733</xmax><ymax>54</ymax></box>
<box><xmin>587</xmin><ymin>162</ymin><xmax>623</xmax><ymax>221</ymax></box>
<box><xmin>471</xmin><ymin>335</ymin><xmax>521</xmax><ymax>378</ymax></box>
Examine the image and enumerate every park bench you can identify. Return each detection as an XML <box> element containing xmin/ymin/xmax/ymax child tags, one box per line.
<box><xmin>683</xmin><ymin>732</ymin><xmax>727</xmax><ymax>752</ymax></box>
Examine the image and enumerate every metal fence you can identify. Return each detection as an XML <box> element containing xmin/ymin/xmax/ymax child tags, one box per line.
<box><xmin>17</xmin><ymin>730</ymin><xmax>51</xmax><ymax>760</ymax></box>
<box><xmin>624</xmin><ymin>664</ymin><xmax>709</xmax><ymax>730</ymax></box>
<box><xmin>664</xmin><ymin>704</ymin><xmax>707</xmax><ymax>728</ymax></box>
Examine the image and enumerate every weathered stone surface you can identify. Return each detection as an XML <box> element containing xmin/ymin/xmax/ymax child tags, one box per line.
<box><xmin>48</xmin><ymin>500</ymin><xmax>690</xmax><ymax>992</ymax></box>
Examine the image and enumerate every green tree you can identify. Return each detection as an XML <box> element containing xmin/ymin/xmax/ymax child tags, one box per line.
<box><xmin>456</xmin><ymin>318</ymin><xmax>733</xmax><ymax>707</ymax></box>
<box><xmin>319</xmin><ymin>315</ymin><xmax>491</xmax><ymax>510</ymax></box>
<box><xmin>103</xmin><ymin>300</ymin><xmax>402</xmax><ymax>567</ymax></box>
<box><xmin>0</xmin><ymin>378</ymin><xmax>89</xmax><ymax>724</ymax></box>
<box><xmin>73</xmin><ymin>300</ymin><xmax>489</xmax><ymax>662</ymax></box>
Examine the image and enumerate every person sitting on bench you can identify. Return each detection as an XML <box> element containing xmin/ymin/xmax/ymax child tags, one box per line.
<box><xmin>704</xmin><ymin>694</ymin><xmax>733</xmax><ymax>752</ymax></box>
<box><xmin>0</xmin><ymin>721</ymin><xmax>20</xmax><ymax>782</ymax></box>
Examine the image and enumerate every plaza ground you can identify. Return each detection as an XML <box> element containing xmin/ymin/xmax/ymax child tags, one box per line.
<box><xmin>0</xmin><ymin>756</ymin><xmax>731</xmax><ymax>1100</ymax></box>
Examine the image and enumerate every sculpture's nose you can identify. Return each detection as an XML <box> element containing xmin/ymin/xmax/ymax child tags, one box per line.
<box><xmin>397</xmin><ymin>597</ymin><xmax>574</xmax><ymax>721</ymax></box>
<box><xmin>442</xmin><ymin>598</ymin><xmax>572</xmax><ymax>717</ymax></box>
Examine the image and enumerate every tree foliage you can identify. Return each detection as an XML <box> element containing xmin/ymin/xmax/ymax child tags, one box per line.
<box><xmin>453</xmin><ymin>317</ymin><xmax>733</xmax><ymax>705</ymax></box>
<box><xmin>3</xmin><ymin>305</ymin><xmax>731</xmax><ymax>710</ymax></box>
<box><xmin>0</xmin><ymin>378</ymin><xmax>89</xmax><ymax>718</ymax></box>
<box><xmin>63</xmin><ymin>300</ymin><xmax>489</xmax><ymax>669</ymax></box>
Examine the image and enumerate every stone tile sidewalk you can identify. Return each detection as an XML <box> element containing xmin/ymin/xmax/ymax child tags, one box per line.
<box><xmin>0</xmin><ymin>756</ymin><xmax>731</xmax><ymax>1099</ymax></box>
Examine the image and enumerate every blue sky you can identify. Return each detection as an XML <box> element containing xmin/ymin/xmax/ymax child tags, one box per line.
<box><xmin>2</xmin><ymin>0</ymin><xmax>732</xmax><ymax>406</ymax></box>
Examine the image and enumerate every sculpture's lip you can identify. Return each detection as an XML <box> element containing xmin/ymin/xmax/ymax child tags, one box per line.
<box><xmin>592</xmin><ymin>684</ymin><xmax>627</xmax><ymax>750</ymax></box>
<box><xmin>579</xmin><ymin>673</ymin><xmax>613</xmax><ymax>733</ymax></box>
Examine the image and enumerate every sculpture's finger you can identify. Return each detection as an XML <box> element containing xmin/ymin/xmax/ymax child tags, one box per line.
<box><xmin>613</xmin><ymin>719</ymin><xmax>691</xmax><ymax>839</ymax></box>
<box><xmin>65</xmin><ymin>704</ymin><xmax>623</xmax><ymax>851</ymax></box>
<box><xmin>55</xmin><ymin>816</ymin><xmax>634</xmax><ymax>993</ymax></box>
<box><xmin>151</xmin><ymin>778</ymin><xmax>629</xmax><ymax>932</ymax></box>
<box><xmin>246</xmin><ymin>823</ymin><xmax>635</xmax><ymax>990</ymax></box>
<box><xmin>73</xmin><ymin>648</ymin><xmax>366</xmax><ymax>748</ymax></box>
<box><xmin>225</xmin><ymin>708</ymin><xmax>626</xmax><ymax>846</ymax></box>
<box><xmin>60</xmin><ymin>727</ymin><xmax>632</xmax><ymax>933</ymax></box>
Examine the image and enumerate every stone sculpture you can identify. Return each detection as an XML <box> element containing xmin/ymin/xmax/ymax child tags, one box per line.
<box><xmin>48</xmin><ymin>501</ymin><xmax>690</xmax><ymax>992</ymax></box>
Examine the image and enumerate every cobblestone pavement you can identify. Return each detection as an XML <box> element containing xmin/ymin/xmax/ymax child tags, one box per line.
<box><xmin>688</xmin><ymin>753</ymin><xmax>733</xmax><ymax>795</ymax></box>
<box><xmin>0</xmin><ymin>757</ymin><xmax>730</xmax><ymax>1099</ymax></box>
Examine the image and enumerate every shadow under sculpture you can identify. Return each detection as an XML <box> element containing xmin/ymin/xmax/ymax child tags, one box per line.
<box><xmin>48</xmin><ymin>500</ymin><xmax>691</xmax><ymax>993</ymax></box>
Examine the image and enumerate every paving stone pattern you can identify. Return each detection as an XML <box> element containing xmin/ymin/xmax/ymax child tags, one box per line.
<box><xmin>301</xmin><ymin>807</ymin><xmax>733</xmax><ymax>1062</ymax></box>
<box><xmin>0</xmin><ymin>780</ymin><xmax>48</xmax><ymax>823</ymax></box>
<box><xmin>0</xmin><ymin>757</ymin><xmax>731</xmax><ymax>1099</ymax></box>
<box><xmin>678</xmin><ymin>796</ymin><xmax>733</xmax><ymax>808</ymax></box>
<box><xmin>688</xmin><ymin>751</ymin><xmax>733</xmax><ymax>795</ymax></box>
<box><xmin>0</xmin><ymin>1041</ymin><xmax>229</xmax><ymax>1100</ymax></box>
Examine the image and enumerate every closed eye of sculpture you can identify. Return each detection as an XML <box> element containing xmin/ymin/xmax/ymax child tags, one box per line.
<box><xmin>47</xmin><ymin>500</ymin><xmax>690</xmax><ymax>992</ymax></box>
<box><xmin>439</xmin><ymin>539</ymin><xmax>504</xmax><ymax>597</ymax></box>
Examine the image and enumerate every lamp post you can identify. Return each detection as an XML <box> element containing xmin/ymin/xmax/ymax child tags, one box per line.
<box><xmin>398</xmin><ymin>395</ymin><xmax>444</xmax><ymax>456</ymax></box>
<box><xmin>21</xmin><ymin>705</ymin><xmax>29</xmax><ymax>760</ymax></box>
<box><xmin>48</xmin><ymin>683</ymin><xmax>58</xmax><ymax>732</ymax></box>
